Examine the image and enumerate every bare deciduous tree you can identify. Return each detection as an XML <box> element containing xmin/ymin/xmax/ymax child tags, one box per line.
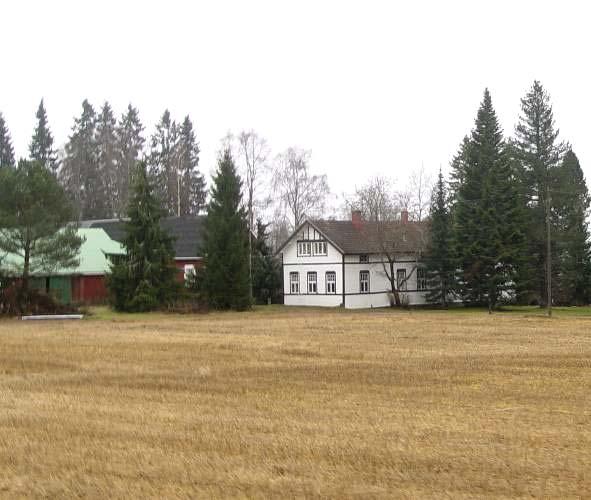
<box><xmin>272</xmin><ymin>148</ymin><xmax>329</xmax><ymax>229</ymax></box>
<box><xmin>408</xmin><ymin>165</ymin><xmax>433</xmax><ymax>222</ymax></box>
<box><xmin>236</xmin><ymin>130</ymin><xmax>270</xmax><ymax>298</ymax></box>
<box><xmin>346</xmin><ymin>176</ymin><xmax>396</xmax><ymax>222</ymax></box>
<box><xmin>395</xmin><ymin>165</ymin><xmax>434</xmax><ymax>222</ymax></box>
<box><xmin>375</xmin><ymin>218</ymin><xmax>427</xmax><ymax>306</ymax></box>
<box><xmin>348</xmin><ymin>176</ymin><xmax>427</xmax><ymax>306</ymax></box>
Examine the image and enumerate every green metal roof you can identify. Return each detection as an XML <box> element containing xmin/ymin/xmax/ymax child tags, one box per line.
<box><xmin>0</xmin><ymin>228</ymin><xmax>124</xmax><ymax>276</ymax></box>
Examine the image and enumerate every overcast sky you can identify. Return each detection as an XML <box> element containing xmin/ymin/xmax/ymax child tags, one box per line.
<box><xmin>2</xmin><ymin>0</ymin><xmax>590</xmax><ymax>201</ymax></box>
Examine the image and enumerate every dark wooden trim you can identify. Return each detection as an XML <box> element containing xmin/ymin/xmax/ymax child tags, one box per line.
<box><xmin>283</xmin><ymin>261</ymin><xmax>343</xmax><ymax>266</ymax></box>
<box><xmin>284</xmin><ymin>288</ymin><xmax>430</xmax><ymax>296</ymax></box>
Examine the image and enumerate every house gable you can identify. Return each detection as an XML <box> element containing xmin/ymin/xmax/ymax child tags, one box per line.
<box><xmin>280</xmin><ymin>221</ymin><xmax>343</xmax><ymax>265</ymax></box>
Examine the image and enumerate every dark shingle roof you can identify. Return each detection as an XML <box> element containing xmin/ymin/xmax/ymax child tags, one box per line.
<box><xmin>310</xmin><ymin>219</ymin><xmax>428</xmax><ymax>254</ymax></box>
<box><xmin>82</xmin><ymin>216</ymin><xmax>206</xmax><ymax>259</ymax></box>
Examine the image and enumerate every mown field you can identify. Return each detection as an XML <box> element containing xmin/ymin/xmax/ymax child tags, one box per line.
<box><xmin>1</xmin><ymin>306</ymin><xmax>590</xmax><ymax>498</ymax></box>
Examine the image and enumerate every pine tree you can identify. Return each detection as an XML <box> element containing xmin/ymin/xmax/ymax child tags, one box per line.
<box><xmin>177</xmin><ymin>116</ymin><xmax>206</xmax><ymax>215</ymax></box>
<box><xmin>96</xmin><ymin>101</ymin><xmax>118</xmax><ymax>218</ymax></box>
<box><xmin>202</xmin><ymin>149</ymin><xmax>250</xmax><ymax>310</ymax></box>
<box><xmin>148</xmin><ymin>110</ymin><xmax>179</xmax><ymax>215</ymax></box>
<box><xmin>424</xmin><ymin>168</ymin><xmax>455</xmax><ymax>306</ymax></box>
<box><xmin>29</xmin><ymin>99</ymin><xmax>58</xmax><ymax>173</ymax></box>
<box><xmin>513</xmin><ymin>81</ymin><xmax>565</xmax><ymax>305</ymax></box>
<box><xmin>106</xmin><ymin>162</ymin><xmax>178</xmax><ymax>312</ymax></box>
<box><xmin>0</xmin><ymin>112</ymin><xmax>15</xmax><ymax>168</ymax></box>
<box><xmin>252</xmin><ymin>218</ymin><xmax>281</xmax><ymax>304</ymax></box>
<box><xmin>454</xmin><ymin>89</ymin><xmax>526</xmax><ymax>310</ymax></box>
<box><xmin>61</xmin><ymin>99</ymin><xmax>102</xmax><ymax>218</ymax></box>
<box><xmin>553</xmin><ymin>150</ymin><xmax>591</xmax><ymax>304</ymax></box>
<box><xmin>115</xmin><ymin>104</ymin><xmax>145</xmax><ymax>217</ymax></box>
<box><xmin>0</xmin><ymin>160</ymin><xmax>83</xmax><ymax>307</ymax></box>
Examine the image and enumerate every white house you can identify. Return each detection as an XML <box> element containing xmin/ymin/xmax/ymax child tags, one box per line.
<box><xmin>277</xmin><ymin>210</ymin><xmax>429</xmax><ymax>309</ymax></box>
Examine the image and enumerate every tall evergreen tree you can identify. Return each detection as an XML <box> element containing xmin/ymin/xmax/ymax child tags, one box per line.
<box><xmin>553</xmin><ymin>150</ymin><xmax>591</xmax><ymax>304</ymax></box>
<box><xmin>513</xmin><ymin>81</ymin><xmax>565</xmax><ymax>305</ymax></box>
<box><xmin>202</xmin><ymin>149</ymin><xmax>250</xmax><ymax>310</ymax></box>
<box><xmin>454</xmin><ymin>89</ymin><xmax>526</xmax><ymax>310</ymax></box>
<box><xmin>148</xmin><ymin>110</ymin><xmax>179</xmax><ymax>215</ymax></box>
<box><xmin>29</xmin><ymin>99</ymin><xmax>58</xmax><ymax>173</ymax></box>
<box><xmin>177</xmin><ymin>116</ymin><xmax>206</xmax><ymax>215</ymax></box>
<box><xmin>448</xmin><ymin>135</ymin><xmax>471</xmax><ymax>203</ymax></box>
<box><xmin>115</xmin><ymin>104</ymin><xmax>145</xmax><ymax>217</ymax></box>
<box><xmin>252</xmin><ymin>218</ymin><xmax>281</xmax><ymax>304</ymax></box>
<box><xmin>61</xmin><ymin>99</ymin><xmax>102</xmax><ymax>219</ymax></box>
<box><xmin>96</xmin><ymin>101</ymin><xmax>118</xmax><ymax>217</ymax></box>
<box><xmin>0</xmin><ymin>112</ymin><xmax>15</xmax><ymax>168</ymax></box>
<box><xmin>106</xmin><ymin>162</ymin><xmax>178</xmax><ymax>311</ymax></box>
<box><xmin>424</xmin><ymin>168</ymin><xmax>455</xmax><ymax>306</ymax></box>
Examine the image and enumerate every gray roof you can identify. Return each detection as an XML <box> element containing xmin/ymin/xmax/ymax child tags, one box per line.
<box><xmin>283</xmin><ymin>219</ymin><xmax>428</xmax><ymax>255</ymax></box>
<box><xmin>82</xmin><ymin>216</ymin><xmax>205</xmax><ymax>259</ymax></box>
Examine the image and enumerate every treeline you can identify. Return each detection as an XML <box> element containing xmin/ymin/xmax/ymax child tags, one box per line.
<box><xmin>425</xmin><ymin>81</ymin><xmax>591</xmax><ymax>309</ymax></box>
<box><xmin>0</xmin><ymin>103</ymin><xmax>331</xmax><ymax>247</ymax></box>
<box><xmin>0</xmin><ymin>100</ymin><xmax>206</xmax><ymax>219</ymax></box>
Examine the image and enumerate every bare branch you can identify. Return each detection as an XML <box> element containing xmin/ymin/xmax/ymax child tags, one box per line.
<box><xmin>272</xmin><ymin>147</ymin><xmax>329</xmax><ymax>229</ymax></box>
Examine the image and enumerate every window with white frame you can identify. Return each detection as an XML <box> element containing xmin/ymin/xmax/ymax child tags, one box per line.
<box><xmin>397</xmin><ymin>269</ymin><xmax>407</xmax><ymax>291</ymax></box>
<box><xmin>290</xmin><ymin>272</ymin><xmax>300</xmax><ymax>293</ymax></box>
<box><xmin>359</xmin><ymin>270</ymin><xmax>370</xmax><ymax>293</ymax></box>
<box><xmin>313</xmin><ymin>241</ymin><xmax>327</xmax><ymax>256</ymax></box>
<box><xmin>326</xmin><ymin>271</ymin><xmax>336</xmax><ymax>294</ymax></box>
<box><xmin>297</xmin><ymin>241</ymin><xmax>311</xmax><ymax>256</ymax></box>
<box><xmin>298</xmin><ymin>240</ymin><xmax>327</xmax><ymax>257</ymax></box>
<box><xmin>183</xmin><ymin>264</ymin><xmax>196</xmax><ymax>284</ymax></box>
<box><xmin>307</xmin><ymin>272</ymin><xmax>317</xmax><ymax>293</ymax></box>
<box><xmin>417</xmin><ymin>268</ymin><xmax>427</xmax><ymax>291</ymax></box>
<box><xmin>359</xmin><ymin>254</ymin><xmax>369</xmax><ymax>263</ymax></box>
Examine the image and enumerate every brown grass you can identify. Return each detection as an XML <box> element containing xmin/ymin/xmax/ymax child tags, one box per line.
<box><xmin>1</xmin><ymin>307</ymin><xmax>590</xmax><ymax>498</ymax></box>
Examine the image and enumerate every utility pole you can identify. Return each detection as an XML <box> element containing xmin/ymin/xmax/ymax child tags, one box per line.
<box><xmin>546</xmin><ymin>183</ymin><xmax>552</xmax><ymax>317</ymax></box>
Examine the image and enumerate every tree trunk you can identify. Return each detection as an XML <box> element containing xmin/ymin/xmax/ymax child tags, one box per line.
<box><xmin>20</xmin><ymin>243</ymin><xmax>31</xmax><ymax>313</ymax></box>
<box><xmin>389</xmin><ymin>261</ymin><xmax>401</xmax><ymax>307</ymax></box>
<box><xmin>248</xmin><ymin>196</ymin><xmax>253</xmax><ymax>302</ymax></box>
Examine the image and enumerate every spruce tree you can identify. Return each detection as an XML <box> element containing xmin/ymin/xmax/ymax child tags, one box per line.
<box><xmin>106</xmin><ymin>162</ymin><xmax>178</xmax><ymax>312</ymax></box>
<box><xmin>0</xmin><ymin>112</ymin><xmax>15</xmax><ymax>168</ymax></box>
<box><xmin>553</xmin><ymin>150</ymin><xmax>591</xmax><ymax>304</ymax></box>
<box><xmin>29</xmin><ymin>99</ymin><xmax>58</xmax><ymax>173</ymax></box>
<box><xmin>513</xmin><ymin>81</ymin><xmax>565</xmax><ymax>305</ymax></box>
<box><xmin>96</xmin><ymin>101</ymin><xmax>118</xmax><ymax>217</ymax></box>
<box><xmin>424</xmin><ymin>168</ymin><xmax>455</xmax><ymax>307</ymax></box>
<box><xmin>454</xmin><ymin>89</ymin><xmax>526</xmax><ymax>310</ymax></box>
<box><xmin>148</xmin><ymin>110</ymin><xmax>179</xmax><ymax>215</ymax></box>
<box><xmin>61</xmin><ymin>99</ymin><xmax>102</xmax><ymax>218</ymax></box>
<box><xmin>252</xmin><ymin>218</ymin><xmax>281</xmax><ymax>304</ymax></box>
<box><xmin>202</xmin><ymin>149</ymin><xmax>250</xmax><ymax>310</ymax></box>
<box><xmin>115</xmin><ymin>104</ymin><xmax>145</xmax><ymax>217</ymax></box>
<box><xmin>177</xmin><ymin>116</ymin><xmax>206</xmax><ymax>215</ymax></box>
<box><xmin>448</xmin><ymin>136</ymin><xmax>471</xmax><ymax>203</ymax></box>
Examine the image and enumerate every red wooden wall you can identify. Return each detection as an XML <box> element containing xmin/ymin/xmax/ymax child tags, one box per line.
<box><xmin>72</xmin><ymin>275</ymin><xmax>108</xmax><ymax>304</ymax></box>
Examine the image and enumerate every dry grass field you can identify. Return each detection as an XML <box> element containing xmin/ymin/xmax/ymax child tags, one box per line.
<box><xmin>1</xmin><ymin>307</ymin><xmax>590</xmax><ymax>499</ymax></box>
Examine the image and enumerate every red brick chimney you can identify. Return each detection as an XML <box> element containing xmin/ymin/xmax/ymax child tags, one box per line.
<box><xmin>351</xmin><ymin>210</ymin><xmax>363</xmax><ymax>229</ymax></box>
<box><xmin>400</xmin><ymin>209</ymin><xmax>409</xmax><ymax>224</ymax></box>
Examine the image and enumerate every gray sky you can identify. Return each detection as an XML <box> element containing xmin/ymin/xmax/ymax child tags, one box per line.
<box><xmin>2</xmin><ymin>0</ymin><xmax>590</xmax><ymax>199</ymax></box>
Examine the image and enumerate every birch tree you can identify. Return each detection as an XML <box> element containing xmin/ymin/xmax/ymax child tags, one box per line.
<box><xmin>272</xmin><ymin>147</ymin><xmax>329</xmax><ymax>229</ymax></box>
